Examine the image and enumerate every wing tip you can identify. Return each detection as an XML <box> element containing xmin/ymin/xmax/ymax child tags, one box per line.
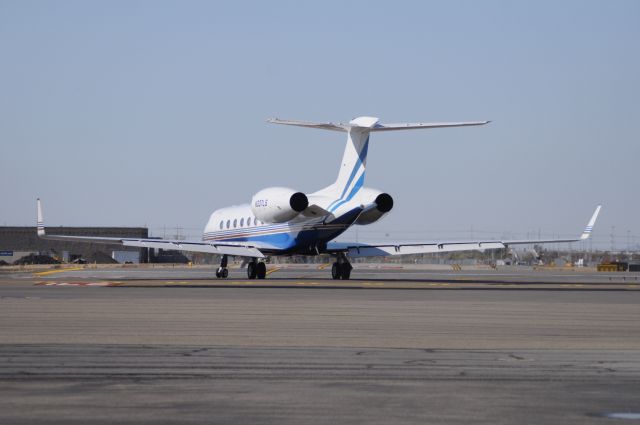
<box><xmin>36</xmin><ymin>198</ymin><xmax>45</xmax><ymax>237</ymax></box>
<box><xmin>580</xmin><ymin>204</ymin><xmax>603</xmax><ymax>240</ymax></box>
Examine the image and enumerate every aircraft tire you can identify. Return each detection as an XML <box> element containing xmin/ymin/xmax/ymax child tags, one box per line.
<box><xmin>256</xmin><ymin>262</ymin><xmax>267</xmax><ymax>279</ymax></box>
<box><xmin>340</xmin><ymin>267</ymin><xmax>351</xmax><ymax>280</ymax></box>
<box><xmin>247</xmin><ymin>262</ymin><xmax>257</xmax><ymax>279</ymax></box>
<box><xmin>331</xmin><ymin>263</ymin><xmax>341</xmax><ymax>280</ymax></box>
<box><xmin>221</xmin><ymin>268</ymin><xmax>228</xmax><ymax>278</ymax></box>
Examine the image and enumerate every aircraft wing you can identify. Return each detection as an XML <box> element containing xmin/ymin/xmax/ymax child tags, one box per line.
<box><xmin>36</xmin><ymin>199</ymin><xmax>264</xmax><ymax>258</ymax></box>
<box><xmin>327</xmin><ymin>206</ymin><xmax>601</xmax><ymax>258</ymax></box>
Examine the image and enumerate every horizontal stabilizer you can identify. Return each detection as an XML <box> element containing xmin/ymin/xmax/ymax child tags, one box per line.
<box><xmin>268</xmin><ymin>116</ymin><xmax>490</xmax><ymax>133</ymax></box>
<box><xmin>370</xmin><ymin>121</ymin><xmax>490</xmax><ymax>132</ymax></box>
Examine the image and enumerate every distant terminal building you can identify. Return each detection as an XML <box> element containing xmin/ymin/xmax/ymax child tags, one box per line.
<box><xmin>0</xmin><ymin>226</ymin><xmax>149</xmax><ymax>264</ymax></box>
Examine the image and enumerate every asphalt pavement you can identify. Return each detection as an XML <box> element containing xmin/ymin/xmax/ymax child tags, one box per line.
<box><xmin>0</xmin><ymin>266</ymin><xmax>639</xmax><ymax>424</ymax></box>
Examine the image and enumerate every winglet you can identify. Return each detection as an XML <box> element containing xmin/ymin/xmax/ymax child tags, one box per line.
<box><xmin>36</xmin><ymin>198</ymin><xmax>45</xmax><ymax>237</ymax></box>
<box><xmin>580</xmin><ymin>205</ymin><xmax>602</xmax><ymax>240</ymax></box>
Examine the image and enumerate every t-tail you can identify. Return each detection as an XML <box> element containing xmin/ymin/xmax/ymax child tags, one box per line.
<box><xmin>268</xmin><ymin>116</ymin><xmax>490</xmax><ymax>210</ymax></box>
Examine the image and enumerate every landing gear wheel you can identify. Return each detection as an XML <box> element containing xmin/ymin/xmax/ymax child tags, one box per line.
<box><xmin>331</xmin><ymin>263</ymin><xmax>341</xmax><ymax>280</ymax></box>
<box><xmin>340</xmin><ymin>266</ymin><xmax>351</xmax><ymax>280</ymax></box>
<box><xmin>247</xmin><ymin>262</ymin><xmax>257</xmax><ymax>279</ymax></box>
<box><xmin>331</xmin><ymin>254</ymin><xmax>353</xmax><ymax>280</ymax></box>
<box><xmin>216</xmin><ymin>267</ymin><xmax>228</xmax><ymax>279</ymax></box>
<box><xmin>256</xmin><ymin>262</ymin><xmax>267</xmax><ymax>279</ymax></box>
<box><xmin>216</xmin><ymin>255</ymin><xmax>229</xmax><ymax>279</ymax></box>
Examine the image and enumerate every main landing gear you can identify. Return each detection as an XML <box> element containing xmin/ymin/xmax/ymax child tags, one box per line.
<box><xmin>247</xmin><ymin>259</ymin><xmax>267</xmax><ymax>279</ymax></box>
<box><xmin>215</xmin><ymin>256</ymin><xmax>267</xmax><ymax>279</ymax></box>
<box><xmin>215</xmin><ymin>254</ymin><xmax>229</xmax><ymax>278</ymax></box>
<box><xmin>331</xmin><ymin>253</ymin><xmax>352</xmax><ymax>280</ymax></box>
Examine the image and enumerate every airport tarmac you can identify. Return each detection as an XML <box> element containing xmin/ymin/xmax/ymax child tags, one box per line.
<box><xmin>8</xmin><ymin>263</ymin><xmax>640</xmax><ymax>290</ymax></box>
<box><xmin>0</xmin><ymin>266</ymin><xmax>639</xmax><ymax>424</ymax></box>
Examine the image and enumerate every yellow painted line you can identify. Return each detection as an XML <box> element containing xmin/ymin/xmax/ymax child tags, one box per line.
<box><xmin>317</xmin><ymin>263</ymin><xmax>331</xmax><ymax>270</ymax></box>
<box><xmin>34</xmin><ymin>267</ymin><xmax>84</xmax><ymax>277</ymax></box>
<box><xmin>266</xmin><ymin>267</ymin><xmax>282</xmax><ymax>276</ymax></box>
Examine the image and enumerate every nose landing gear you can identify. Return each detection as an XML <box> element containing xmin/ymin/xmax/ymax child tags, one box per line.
<box><xmin>215</xmin><ymin>254</ymin><xmax>229</xmax><ymax>278</ymax></box>
<box><xmin>331</xmin><ymin>253</ymin><xmax>352</xmax><ymax>280</ymax></box>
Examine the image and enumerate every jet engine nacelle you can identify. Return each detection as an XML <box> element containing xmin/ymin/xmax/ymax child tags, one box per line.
<box><xmin>353</xmin><ymin>187</ymin><xmax>394</xmax><ymax>225</ymax></box>
<box><xmin>251</xmin><ymin>187</ymin><xmax>309</xmax><ymax>223</ymax></box>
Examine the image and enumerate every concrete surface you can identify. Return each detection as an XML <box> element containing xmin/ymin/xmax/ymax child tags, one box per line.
<box><xmin>0</xmin><ymin>267</ymin><xmax>639</xmax><ymax>424</ymax></box>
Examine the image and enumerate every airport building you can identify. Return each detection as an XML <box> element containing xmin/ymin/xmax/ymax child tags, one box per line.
<box><xmin>0</xmin><ymin>226</ymin><xmax>149</xmax><ymax>264</ymax></box>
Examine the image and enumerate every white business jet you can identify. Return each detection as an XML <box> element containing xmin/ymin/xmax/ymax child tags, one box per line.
<box><xmin>37</xmin><ymin>116</ymin><xmax>601</xmax><ymax>279</ymax></box>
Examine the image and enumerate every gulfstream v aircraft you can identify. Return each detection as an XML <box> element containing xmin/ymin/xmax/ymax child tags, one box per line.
<box><xmin>37</xmin><ymin>116</ymin><xmax>601</xmax><ymax>279</ymax></box>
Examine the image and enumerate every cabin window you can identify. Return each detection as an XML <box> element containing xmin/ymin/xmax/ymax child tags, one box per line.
<box><xmin>219</xmin><ymin>221</ymin><xmax>223</xmax><ymax>230</ymax></box>
<box><xmin>247</xmin><ymin>217</ymin><xmax>251</xmax><ymax>226</ymax></box>
<box><xmin>240</xmin><ymin>218</ymin><xmax>244</xmax><ymax>227</ymax></box>
<box><xmin>233</xmin><ymin>219</ymin><xmax>237</xmax><ymax>228</ymax></box>
<box><xmin>226</xmin><ymin>220</ymin><xmax>230</xmax><ymax>229</ymax></box>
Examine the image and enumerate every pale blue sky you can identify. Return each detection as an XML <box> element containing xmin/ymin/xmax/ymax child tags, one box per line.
<box><xmin>1</xmin><ymin>1</ymin><xmax>639</xmax><ymax>248</ymax></box>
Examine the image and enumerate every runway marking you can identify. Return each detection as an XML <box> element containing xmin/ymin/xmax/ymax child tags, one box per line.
<box><xmin>33</xmin><ymin>267</ymin><xmax>85</xmax><ymax>277</ymax></box>
<box><xmin>317</xmin><ymin>264</ymin><xmax>330</xmax><ymax>270</ymax></box>
<box><xmin>266</xmin><ymin>267</ymin><xmax>282</xmax><ymax>276</ymax></box>
<box><xmin>37</xmin><ymin>281</ymin><xmax>112</xmax><ymax>287</ymax></box>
